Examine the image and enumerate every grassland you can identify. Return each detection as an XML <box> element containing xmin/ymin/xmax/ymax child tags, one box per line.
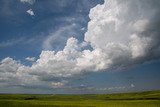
<box><xmin>0</xmin><ymin>90</ymin><xmax>160</xmax><ymax>107</ymax></box>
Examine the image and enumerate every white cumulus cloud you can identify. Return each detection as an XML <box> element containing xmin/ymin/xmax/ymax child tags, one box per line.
<box><xmin>26</xmin><ymin>9</ymin><xmax>35</xmax><ymax>16</ymax></box>
<box><xmin>85</xmin><ymin>0</ymin><xmax>160</xmax><ymax>68</ymax></box>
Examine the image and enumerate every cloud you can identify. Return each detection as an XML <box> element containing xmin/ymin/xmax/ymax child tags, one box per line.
<box><xmin>131</xmin><ymin>84</ymin><xmax>135</xmax><ymax>88</ymax></box>
<box><xmin>64</xmin><ymin>84</ymin><xmax>136</xmax><ymax>93</ymax></box>
<box><xmin>0</xmin><ymin>57</ymin><xmax>34</xmax><ymax>86</ymax></box>
<box><xmin>51</xmin><ymin>81</ymin><xmax>67</xmax><ymax>88</ymax></box>
<box><xmin>20</xmin><ymin>0</ymin><xmax>35</xmax><ymax>4</ymax></box>
<box><xmin>0</xmin><ymin>0</ymin><xmax>160</xmax><ymax>89</ymax></box>
<box><xmin>80</xmin><ymin>27</ymin><xmax>85</xmax><ymax>31</ymax></box>
<box><xmin>0</xmin><ymin>37</ymin><xmax>42</xmax><ymax>48</ymax></box>
<box><xmin>42</xmin><ymin>24</ymin><xmax>77</xmax><ymax>51</ymax></box>
<box><xmin>0</xmin><ymin>57</ymin><xmax>53</xmax><ymax>89</ymax></box>
<box><xmin>31</xmin><ymin>37</ymin><xmax>82</xmax><ymax>78</ymax></box>
<box><xmin>0</xmin><ymin>57</ymin><xmax>22</xmax><ymax>73</ymax></box>
<box><xmin>85</xmin><ymin>0</ymin><xmax>160</xmax><ymax>69</ymax></box>
<box><xmin>26</xmin><ymin>9</ymin><xmax>35</xmax><ymax>16</ymax></box>
<box><xmin>0</xmin><ymin>38</ymin><xmax>24</xmax><ymax>48</ymax></box>
<box><xmin>25</xmin><ymin>57</ymin><xmax>36</xmax><ymax>62</ymax></box>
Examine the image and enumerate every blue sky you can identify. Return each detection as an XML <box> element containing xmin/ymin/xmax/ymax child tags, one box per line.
<box><xmin>0</xmin><ymin>0</ymin><xmax>160</xmax><ymax>94</ymax></box>
<box><xmin>0</xmin><ymin>0</ymin><xmax>103</xmax><ymax>60</ymax></box>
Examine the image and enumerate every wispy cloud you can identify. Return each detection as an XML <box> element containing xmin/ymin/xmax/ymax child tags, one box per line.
<box><xmin>0</xmin><ymin>36</ymin><xmax>42</xmax><ymax>48</ymax></box>
<box><xmin>25</xmin><ymin>57</ymin><xmax>36</xmax><ymax>62</ymax></box>
<box><xmin>0</xmin><ymin>38</ymin><xmax>25</xmax><ymax>48</ymax></box>
<box><xmin>42</xmin><ymin>23</ymin><xmax>78</xmax><ymax>51</ymax></box>
<box><xmin>19</xmin><ymin>0</ymin><xmax>35</xmax><ymax>5</ymax></box>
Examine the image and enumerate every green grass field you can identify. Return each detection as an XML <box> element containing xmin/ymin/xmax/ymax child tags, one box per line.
<box><xmin>0</xmin><ymin>90</ymin><xmax>160</xmax><ymax>107</ymax></box>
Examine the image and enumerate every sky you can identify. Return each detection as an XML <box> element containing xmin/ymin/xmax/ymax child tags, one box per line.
<box><xmin>0</xmin><ymin>0</ymin><xmax>160</xmax><ymax>94</ymax></box>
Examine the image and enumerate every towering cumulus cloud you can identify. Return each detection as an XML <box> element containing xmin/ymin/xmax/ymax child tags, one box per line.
<box><xmin>85</xmin><ymin>0</ymin><xmax>160</xmax><ymax>69</ymax></box>
<box><xmin>0</xmin><ymin>0</ymin><xmax>160</xmax><ymax>88</ymax></box>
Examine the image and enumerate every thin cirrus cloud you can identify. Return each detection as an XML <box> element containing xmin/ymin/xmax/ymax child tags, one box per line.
<box><xmin>0</xmin><ymin>37</ymin><xmax>42</xmax><ymax>48</ymax></box>
<box><xmin>42</xmin><ymin>16</ymin><xmax>87</xmax><ymax>51</ymax></box>
<box><xmin>19</xmin><ymin>0</ymin><xmax>35</xmax><ymax>4</ymax></box>
<box><xmin>0</xmin><ymin>0</ymin><xmax>160</xmax><ymax>89</ymax></box>
<box><xmin>0</xmin><ymin>38</ymin><xmax>25</xmax><ymax>48</ymax></box>
<box><xmin>42</xmin><ymin>23</ymin><xmax>78</xmax><ymax>51</ymax></box>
